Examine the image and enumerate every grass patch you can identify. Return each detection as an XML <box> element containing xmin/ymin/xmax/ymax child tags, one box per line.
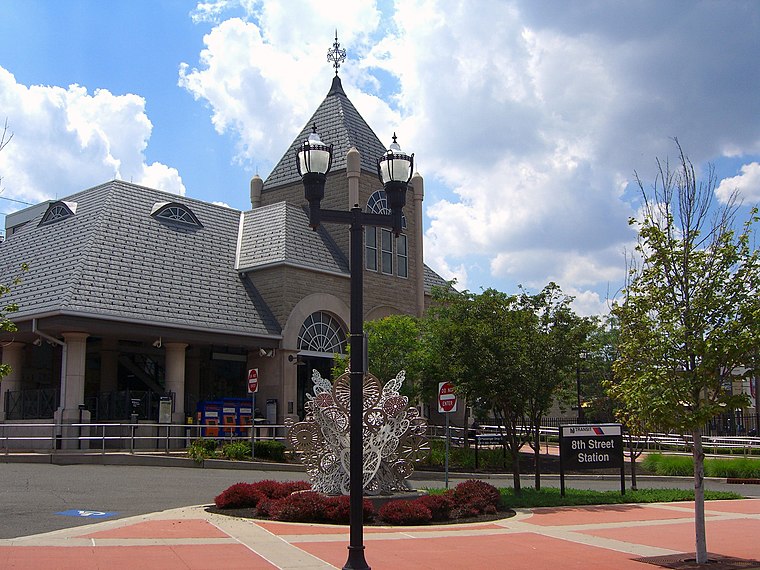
<box><xmin>643</xmin><ymin>453</ymin><xmax>760</xmax><ymax>478</ymax></box>
<box><xmin>642</xmin><ymin>453</ymin><xmax>693</xmax><ymax>476</ymax></box>
<box><xmin>497</xmin><ymin>487</ymin><xmax>742</xmax><ymax>509</ymax></box>
<box><xmin>705</xmin><ymin>457</ymin><xmax>760</xmax><ymax>478</ymax></box>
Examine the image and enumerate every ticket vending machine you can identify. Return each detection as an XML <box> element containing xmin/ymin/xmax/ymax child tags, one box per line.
<box><xmin>196</xmin><ymin>402</ymin><xmax>221</xmax><ymax>438</ymax></box>
<box><xmin>221</xmin><ymin>401</ymin><xmax>237</xmax><ymax>437</ymax></box>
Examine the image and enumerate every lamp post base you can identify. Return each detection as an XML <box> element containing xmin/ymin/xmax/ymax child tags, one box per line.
<box><xmin>343</xmin><ymin>546</ymin><xmax>370</xmax><ymax>570</ymax></box>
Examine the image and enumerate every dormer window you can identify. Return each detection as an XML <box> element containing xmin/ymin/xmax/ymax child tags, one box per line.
<box><xmin>39</xmin><ymin>201</ymin><xmax>77</xmax><ymax>226</ymax></box>
<box><xmin>151</xmin><ymin>202</ymin><xmax>202</xmax><ymax>228</ymax></box>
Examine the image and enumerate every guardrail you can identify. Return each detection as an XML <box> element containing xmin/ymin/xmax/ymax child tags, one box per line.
<box><xmin>0</xmin><ymin>422</ymin><xmax>289</xmax><ymax>453</ymax></box>
<box><xmin>431</xmin><ymin>424</ymin><xmax>760</xmax><ymax>456</ymax></box>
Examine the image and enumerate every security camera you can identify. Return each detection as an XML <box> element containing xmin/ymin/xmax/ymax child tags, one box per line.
<box><xmin>152</xmin><ymin>338</ymin><xmax>162</xmax><ymax>348</ymax></box>
<box><xmin>33</xmin><ymin>337</ymin><xmax>42</xmax><ymax>347</ymax></box>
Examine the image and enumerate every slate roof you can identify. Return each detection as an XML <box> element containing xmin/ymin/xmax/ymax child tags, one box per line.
<box><xmin>237</xmin><ymin>201</ymin><xmax>349</xmax><ymax>275</ymax></box>
<box><xmin>424</xmin><ymin>264</ymin><xmax>451</xmax><ymax>294</ymax></box>
<box><xmin>264</xmin><ymin>75</ymin><xmax>389</xmax><ymax>190</ymax></box>
<box><xmin>0</xmin><ymin>180</ymin><xmax>281</xmax><ymax>338</ymax></box>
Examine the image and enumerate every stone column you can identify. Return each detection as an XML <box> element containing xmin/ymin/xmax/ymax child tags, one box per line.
<box><xmin>164</xmin><ymin>342</ymin><xmax>188</xmax><ymax>423</ymax></box>
<box><xmin>347</xmin><ymin>147</ymin><xmax>361</xmax><ymax>208</ymax></box>
<box><xmin>0</xmin><ymin>342</ymin><xmax>25</xmax><ymax>421</ymax></box>
<box><xmin>411</xmin><ymin>172</ymin><xmax>425</xmax><ymax>317</ymax></box>
<box><xmin>59</xmin><ymin>332</ymin><xmax>89</xmax><ymax>422</ymax></box>
<box><xmin>250</xmin><ymin>175</ymin><xmax>263</xmax><ymax>208</ymax></box>
<box><xmin>283</xmin><ymin>350</ymin><xmax>299</xmax><ymax>424</ymax></box>
<box><xmin>56</xmin><ymin>332</ymin><xmax>90</xmax><ymax>449</ymax></box>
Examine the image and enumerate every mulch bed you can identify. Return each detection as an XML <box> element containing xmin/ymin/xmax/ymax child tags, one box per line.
<box><xmin>205</xmin><ymin>505</ymin><xmax>516</xmax><ymax>526</ymax></box>
<box><xmin>635</xmin><ymin>553</ymin><xmax>760</xmax><ymax>569</ymax></box>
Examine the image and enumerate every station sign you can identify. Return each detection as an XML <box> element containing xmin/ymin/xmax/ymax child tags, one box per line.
<box><xmin>559</xmin><ymin>423</ymin><xmax>623</xmax><ymax>470</ymax></box>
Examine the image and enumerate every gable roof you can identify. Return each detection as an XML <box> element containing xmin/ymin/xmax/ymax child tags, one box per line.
<box><xmin>0</xmin><ymin>180</ymin><xmax>281</xmax><ymax>338</ymax></box>
<box><xmin>237</xmin><ymin>201</ymin><xmax>349</xmax><ymax>275</ymax></box>
<box><xmin>264</xmin><ymin>76</ymin><xmax>389</xmax><ymax>190</ymax></box>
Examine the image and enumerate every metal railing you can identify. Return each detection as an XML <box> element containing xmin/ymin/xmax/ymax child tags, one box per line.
<box><xmin>0</xmin><ymin>421</ymin><xmax>289</xmax><ymax>454</ymax></box>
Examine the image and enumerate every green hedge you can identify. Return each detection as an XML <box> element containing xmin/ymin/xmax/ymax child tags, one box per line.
<box><xmin>643</xmin><ymin>453</ymin><xmax>760</xmax><ymax>478</ymax></box>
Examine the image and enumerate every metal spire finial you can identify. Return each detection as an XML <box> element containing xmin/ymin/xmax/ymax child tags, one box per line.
<box><xmin>327</xmin><ymin>30</ymin><xmax>346</xmax><ymax>75</ymax></box>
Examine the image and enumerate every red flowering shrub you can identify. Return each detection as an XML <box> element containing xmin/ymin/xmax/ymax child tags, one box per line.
<box><xmin>214</xmin><ymin>482</ymin><xmax>263</xmax><ymax>509</ymax></box>
<box><xmin>414</xmin><ymin>493</ymin><xmax>455</xmax><ymax>521</ymax></box>
<box><xmin>270</xmin><ymin>491</ymin><xmax>328</xmax><ymax>522</ymax></box>
<box><xmin>451</xmin><ymin>480</ymin><xmax>501</xmax><ymax>516</ymax></box>
<box><xmin>323</xmin><ymin>495</ymin><xmax>375</xmax><ymax>525</ymax></box>
<box><xmin>255</xmin><ymin>498</ymin><xmax>276</xmax><ymax>517</ymax></box>
<box><xmin>214</xmin><ymin>480</ymin><xmax>311</xmax><ymax>510</ymax></box>
<box><xmin>281</xmin><ymin>481</ymin><xmax>312</xmax><ymax>495</ymax></box>
<box><xmin>250</xmin><ymin>480</ymin><xmax>295</xmax><ymax>500</ymax></box>
<box><xmin>378</xmin><ymin>500</ymin><xmax>432</xmax><ymax>525</ymax></box>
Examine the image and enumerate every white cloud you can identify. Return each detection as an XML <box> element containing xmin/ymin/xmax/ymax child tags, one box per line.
<box><xmin>179</xmin><ymin>1</ymin><xmax>384</xmax><ymax>173</ymax></box>
<box><xmin>716</xmin><ymin>162</ymin><xmax>760</xmax><ymax>203</ymax></box>
<box><xmin>0</xmin><ymin>66</ymin><xmax>184</xmax><ymax>205</ymax></box>
<box><xmin>182</xmin><ymin>0</ymin><xmax>760</xmax><ymax>314</ymax></box>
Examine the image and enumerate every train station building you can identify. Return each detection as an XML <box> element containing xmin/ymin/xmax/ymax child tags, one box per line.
<box><xmin>0</xmin><ymin>71</ymin><xmax>447</xmax><ymax>444</ymax></box>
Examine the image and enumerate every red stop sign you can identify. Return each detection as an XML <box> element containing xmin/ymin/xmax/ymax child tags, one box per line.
<box><xmin>438</xmin><ymin>381</ymin><xmax>457</xmax><ymax>413</ymax></box>
<box><xmin>247</xmin><ymin>368</ymin><xmax>259</xmax><ymax>393</ymax></box>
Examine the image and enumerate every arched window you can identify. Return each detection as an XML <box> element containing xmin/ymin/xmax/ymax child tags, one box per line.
<box><xmin>365</xmin><ymin>190</ymin><xmax>407</xmax><ymax>277</ymax></box>
<box><xmin>298</xmin><ymin>312</ymin><xmax>347</xmax><ymax>354</ymax></box>
<box><xmin>39</xmin><ymin>201</ymin><xmax>76</xmax><ymax>226</ymax></box>
<box><xmin>151</xmin><ymin>202</ymin><xmax>203</xmax><ymax>227</ymax></box>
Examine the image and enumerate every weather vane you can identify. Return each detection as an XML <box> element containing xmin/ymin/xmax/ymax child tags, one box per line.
<box><xmin>327</xmin><ymin>30</ymin><xmax>346</xmax><ymax>75</ymax></box>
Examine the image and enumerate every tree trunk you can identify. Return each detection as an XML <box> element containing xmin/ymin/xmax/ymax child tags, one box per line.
<box><xmin>630</xmin><ymin>453</ymin><xmax>637</xmax><ymax>491</ymax></box>
<box><xmin>534</xmin><ymin>424</ymin><xmax>541</xmax><ymax>490</ymax></box>
<box><xmin>693</xmin><ymin>428</ymin><xmax>708</xmax><ymax>563</ymax></box>
<box><xmin>512</xmin><ymin>446</ymin><xmax>522</xmax><ymax>494</ymax></box>
<box><xmin>463</xmin><ymin>400</ymin><xmax>471</xmax><ymax>448</ymax></box>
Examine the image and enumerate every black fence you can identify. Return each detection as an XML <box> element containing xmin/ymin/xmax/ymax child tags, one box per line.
<box><xmin>87</xmin><ymin>390</ymin><xmax>166</xmax><ymax>421</ymax></box>
<box><xmin>4</xmin><ymin>388</ymin><xmax>59</xmax><ymax>420</ymax></box>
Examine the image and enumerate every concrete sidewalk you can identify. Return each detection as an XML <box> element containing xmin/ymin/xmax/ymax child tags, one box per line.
<box><xmin>1</xmin><ymin>499</ymin><xmax>759</xmax><ymax>569</ymax></box>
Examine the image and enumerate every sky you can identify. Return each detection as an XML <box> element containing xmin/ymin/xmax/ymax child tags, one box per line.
<box><xmin>0</xmin><ymin>0</ymin><xmax>758</xmax><ymax>316</ymax></box>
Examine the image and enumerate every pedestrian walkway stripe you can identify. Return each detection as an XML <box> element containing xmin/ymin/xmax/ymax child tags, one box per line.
<box><xmin>56</xmin><ymin>509</ymin><xmax>118</xmax><ymax>518</ymax></box>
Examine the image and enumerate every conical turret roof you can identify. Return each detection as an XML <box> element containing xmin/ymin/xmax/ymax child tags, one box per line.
<box><xmin>264</xmin><ymin>75</ymin><xmax>388</xmax><ymax>190</ymax></box>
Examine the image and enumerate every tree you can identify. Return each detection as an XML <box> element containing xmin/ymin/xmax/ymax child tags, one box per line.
<box><xmin>334</xmin><ymin>314</ymin><xmax>426</xmax><ymax>398</ymax></box>
<box><xmin>425</xmin><ymin>287</ymin><xmax>537</xmax><ymax>492</ymax></box>
<box><xmin>0</xmin><ymin>118</ymin><xmax>12</xmax><ymax>192</ymax></box>
<box><xmin>610</xmin><ymin>141</ymin><xmax>759</xmax><ymax>563</ymax></box>
<box><xmin>0</xmin><ymin>263</ymin><xmax>28</xmax><ymax>381</ymax></box>
<box><xmin>519</xmin><ymin>283</ymin><xmax>590</xmax><ymax>490</ymax></box>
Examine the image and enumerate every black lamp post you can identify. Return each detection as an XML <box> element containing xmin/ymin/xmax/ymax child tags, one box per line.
<box><xmin>297</xmin><ymin>126</ymin><xmax>413</xmax><ymax>570</ymax></box>
<box><xmin>576</xmin><ymin>352</ymin><xmax>587</xmax><ymax>423</ymax></box>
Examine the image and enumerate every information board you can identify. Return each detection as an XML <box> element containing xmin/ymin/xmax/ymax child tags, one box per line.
<box><xmin>559</xmin><ymin>423</ymin><xmax>625</xmax><ymax>496</ymax></box>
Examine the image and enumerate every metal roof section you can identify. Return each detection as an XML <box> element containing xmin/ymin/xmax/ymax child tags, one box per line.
<box><xmin>237</xmin><ymin>201</ymin><xmax>349</xmax><ymax>276</ymax></box>
<box><xmin>264</xmin><ymin>75</ymin><xmax>388</xmax><ymax>190</ymax></box>
<box><xmin>0</xmin><ymin>180</ymin><xmax>281</xmax><ymax>338</ymax></box>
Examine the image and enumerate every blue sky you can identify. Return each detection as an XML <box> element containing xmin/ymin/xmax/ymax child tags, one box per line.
<box><xmin>0</xmin><ymin>0</ymin><xmax>758</xmax><ymax>316</ymax></box>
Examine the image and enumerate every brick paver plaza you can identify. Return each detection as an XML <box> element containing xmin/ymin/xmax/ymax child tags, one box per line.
<box><xmin>1</xmin><ymin>499</ymin><xmax>759</xmax><ymax>569</ymax></box>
